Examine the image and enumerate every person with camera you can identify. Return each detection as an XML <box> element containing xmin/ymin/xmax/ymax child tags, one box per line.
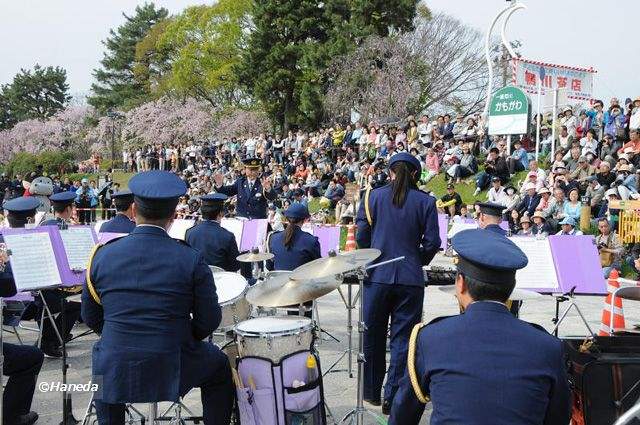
<box><xmin>74</xmin><ymin>178</ymin><xmax>98</xmax><ymax>225</ymax></box>
<box><xmin>596</xmin><ymin>217</ymin><xmax>623</xmax><ymax>278</ymax></box>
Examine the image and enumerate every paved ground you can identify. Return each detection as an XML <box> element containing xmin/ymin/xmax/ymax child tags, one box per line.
<box><xmin>15</xmin><ymin>283</ymin><xmax>628</xmax><ymax>425</ymax></box>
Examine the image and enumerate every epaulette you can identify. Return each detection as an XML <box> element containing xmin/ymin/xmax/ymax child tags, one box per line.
<box><xmin>85</xmin><ymin>243</ymin><xmax>106</xmax><ymax>305</ymax></box>
<box><xmin>408</xmin><ymin>322</ymin><xmax>430</xmax><ymax>404</ymax></box>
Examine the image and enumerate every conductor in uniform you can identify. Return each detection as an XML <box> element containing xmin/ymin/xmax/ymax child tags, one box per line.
<box><xmin>213</xmin><ymin>157</ymin><xmax>277</xmax><ymax>219</ymax></box>
<box><xmin>389</xmin><ymin>229</ymin><xmax>570</xmax><ymax>425</ymax></box>
<box><xmin>82</xmin><ymin>170</ymin><xmax>234</xmax><ymax>424</ymax></box>
<box><xmin>98</xmin><ymin>190</ymin><xmax>136</xmax><ymax>234</ymax></box>
<box><xmin>185</xmin><ymin>193</ymin><xmax>241</xmax><ymax>272</ymax></box>
<box><xmin>1</xmin><ymin>197</ymin><xmax>44</xmax><ymax>425</ymax></box>
<box><xmin>37</xmin><ymin>191</ymin><xmax>82</xmax><ymax>357</ymax></box>
<box><xmin>356</xmin><ymin>152</ymin><xmax>441</xmax><ymax>414</ymax></box>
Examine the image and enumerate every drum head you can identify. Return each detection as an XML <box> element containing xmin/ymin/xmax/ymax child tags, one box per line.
<box><xmin>235</xmin><ymin>316</ymin><xmax>312</xmax><ymax>336</ymax></box>
<box><xmin>214</xmin><ymin>272</ymin><xmax>248</xmax><ymax>303</ymax></box>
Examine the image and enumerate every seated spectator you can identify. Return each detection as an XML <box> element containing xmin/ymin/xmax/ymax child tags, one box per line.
<box><xmin>436</xmin><ymin>184</ymin><xmax>463</xmax><ymax>217</ymax></box>
<box><xmin>563</xmin><ymin>188</ymin><xmax>582</xmax><ymax>222</ymax></box>
<box><xmin>569</xmin><ymin>156</ymin><xmax>596</xmax><ymax>192</ymax></box>
<box><xmin>535</xmin><ymin>187</ymin><xmax>553</xmax><ymax>214</ymax></box>
<box><xmin>516</xmin><ymin>183</ymin><xmax>540</xmax><ymax>217</ymax></box>
<box><xmin>579</xmin><ymin>129</ymin><xmax>598</xmax><ymax>157</ymax></box>
<box><xmin>474</xmin><ymin>147</ymin><xmax>509</xmax><ymax>196</ymax></box>
<box><xmin>618</xmin><ymin>128</ymin><xmax>640</xmax><ymax>155</ymax></box>
<box><xmin>507</xmin><ymin>140</ymin><xmax>528</xmax><ymax>175</ymax></box>
<box><xmin>502</xmin><ymin>185</ymin><xmax>521</xmax><ymax>213</ymax></box>
<box><xmin>556</xmin><ymin>216</ymin><xmax>583</xmax><ymax>235</ymax></box>
<box><xmin>539</xmin><ymin>126</ymin><xmax>553</xmax><ymax>155</ymax></box>
<box><xmin>507</xmin><ymin>209</ymin><xmax>521</xmax><ymax>234</ymax></box>
<box><xmin>532</xmin><ymin>211</ymin><xmax>552</xmax><ymax>237</ymax></box>
<box><xmin>421</xmin><ymin>148</ymin><xmax>439</xmax><ymax>183</ymax></box>
<box><xmin>322</xmin><ymin>179</ymin><xmax>344</xmax><ymax>208</ymax></box>
<box><xmin>517</xmin><ymin>215</ymin><xmax>534</xmax><ymax>236</ymax></box>
<box><xmin>595</xmin><ymin>217</ymin><xmax>623</xmax><ymax>278</ymax></box>
<box><xmin>447</xmin><ymin>143</ymin><xmax>477</xmax><ymax>183</ymax></box>
<box><xmin>520</xmin><ymin>171</ymin><xmax>544</xmax><ymax>193</ymax></box>
<box><xmin>487</xmin><ymin>177</ymin><xmax>506</xmax><ymax>205</ymax></box>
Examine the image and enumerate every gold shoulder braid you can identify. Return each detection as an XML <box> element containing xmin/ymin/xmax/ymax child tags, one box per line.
<box><xmin>265</xmin><ymin>231</ymin><xmax>274</xmax><ymax>253</ymax></box>
<box><xmin>364</xmin><ymin>186</ymin><xmax>373</xmax><ymax>226</ymax></box>
<box><xmin>85</xmin><ymin>244</ymin><xmax>103</xmax><ymax>305</ymax></box>
<box><xmin>408</xmin><ymin>323</ymin><xmax>430</xmax><ymax>404</ymax></box>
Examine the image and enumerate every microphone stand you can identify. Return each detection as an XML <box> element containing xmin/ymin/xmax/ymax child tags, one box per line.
<box><xmin>60</xmin><ymin>296</ymin><xmax>78</xmax><ymax>425</ymax></box>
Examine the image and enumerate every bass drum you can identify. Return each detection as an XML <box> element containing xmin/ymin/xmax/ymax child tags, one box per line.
<box><xmin>214</xmin><ymin>272</ymin><xmax>251</xmax><ymax>331</ymax></box>
<box><xmin>234</xmin><ymin>316</ymin><xmax>314</xmax><ymax>363</ymax></box>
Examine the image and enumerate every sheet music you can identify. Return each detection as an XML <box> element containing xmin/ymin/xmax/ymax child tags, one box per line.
<box><xmin>59</xmin><ymin>227</ymin><xmax>96</xmax><ymax>270</ymax></box>
<box><xmin>4</xmin><ymin>232</ymin><xmax>61</xmax><ymax>291</ymax></box>
<box><xmin>509</xmin><ymin>237</ymin><xmax>559</xmax><ymax>290</ymax></box>
<box><xmin>168</xmin><ymin>219</ymin><xmax>194</xmax><ymax>240</ymax></box>
<box><xmin>221</xmin><ymin>218</ymin><xmax>243</xmax><ymax>248</ymax></box>
<box><xmin>94</xmin><ymin>220</ymin><xmax>107</xmax><ymax>233</ymax></box>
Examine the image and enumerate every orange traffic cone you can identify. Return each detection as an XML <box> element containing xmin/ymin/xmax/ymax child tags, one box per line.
<box><xmin>599</xmin><ymin>269</ymin><xmax>626</xmax><ymax>336</ymax></box>
<box><xmin>344</xmin><ymin>225</ymin><xmax>356</xmax><ymax>251</ymax></box>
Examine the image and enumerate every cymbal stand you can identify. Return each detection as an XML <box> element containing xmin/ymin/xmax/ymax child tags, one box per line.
<box><xmin>60</xmin><ymin>296</ymin><xmax>79</xmax><ymax>425</ymax></box>
<box><xmin>341</xmin><ymin>256</ymin><xmax>404</xmax><ymax>425</ymax></box>
<box><xmin>324</xmin><ymin>281</ymin><xmax>358</xmax><ymax>377</ymax></box>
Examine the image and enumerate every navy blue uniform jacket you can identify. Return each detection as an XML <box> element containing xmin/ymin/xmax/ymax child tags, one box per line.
<box><xmin>356</xmin><ymin>184</ymin><xmax>440</xmax><ymax>286</ymax></box>
<box><xmin>81</xmin><ymin>225</ymin><xmax>220</xmax><ymax>403</ymax></box>
<box><xmin>267</xmin><ymin>227</ymin><xmax>321</xmax><ymax>271</ymax></box>
<box><xmin>216</xmin><ymin>176</ymin><xmax>277</xmax><ymax>219</ymax></box>
<box><xmin>390</xmin><ymin>302</ymin><xmax>571</xmax><ymax>425</ymax></box>
<box><xmin>185</xmin><ymin>220</ymin><xmax>241</xmax><ymax>272</ymax></box>
<box><xmin>99</xmin><ymin>214</ymin><xmax>136</xmax><ymax>234</ymax></box>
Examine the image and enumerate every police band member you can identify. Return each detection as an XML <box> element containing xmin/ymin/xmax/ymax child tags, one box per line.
<box><xmin>356</xmin><ymin>152</ymin><xmax>441</xmax><ymax>414</ymax></box>
<box><xmin>476</xmin><ymin>202</ymin><xmax>507</xmax><ymax>236</ymax></box>
<box><xmin>1</xmin><ymin>197</ymin><xmax>44</xmax><ymax>425</ymax></box>
<box><xmin>213</xmin><ymin>157</ymin><xmax>277</xmax><ymax>219</ymax></box>
<box><xmin>38</xmin><ymin>191</ymin><xmax>82</xmax><ymax>357</ymax></box>
<box><xmin>99</xmin><ymin>190</ymin><xmax>136</xmax><ymax>234</ymax></box>
<box><xmin>82</xmin><ymin>170</ymin><xmax>233</xmax><ymax>424</ymax></box>
<box><xmin>185</xmin><ymin>193</ymin><xmax>241</xmax><ymax>272</ymax></box>
<box><xmin>266</xmin><ymin>203</ymin><xmax>321</xmax><ymax>271</ymax></box>
<box><xmin>389</xmin><ymin>229</ymin><xmax>570</xmax><ymax>425</ymax></box>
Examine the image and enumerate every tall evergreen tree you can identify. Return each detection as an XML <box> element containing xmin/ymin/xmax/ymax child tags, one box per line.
<box><xmin>88</xmin><ymin>2</ymin><xmax>168</xmax><ymax>112</ymax></box>
<box><xmin>0</xmin><ymin>65</ymin><xmax>70</xmax><ymax>129</ymax></box>
<box><xmin>241</xmin><ymin>0</ymin><xmax>419</xmax><ymax>131</ymax></box>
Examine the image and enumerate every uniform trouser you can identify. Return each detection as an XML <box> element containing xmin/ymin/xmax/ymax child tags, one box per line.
<box><xmin>3</xmin><ymin>343</ymin><xmax>44</xmax><ymax>421</ymax></box>
<box><xmin>38</xmin><ymin>290</ymin><xmax>81</xmax><ymax>347</ymax></box>
<box><xmin>363</xmin><ymin>283</ymin><xmax>423</xmax><ymax>403</ymax></box>
<box><xmin>95</xmin><ymin>343</ymin><xmax>234</xmax><ymax>425</ymax></box>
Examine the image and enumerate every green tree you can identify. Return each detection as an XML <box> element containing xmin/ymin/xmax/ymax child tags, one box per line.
<box><xmin>88</xmin><ymin>2</ymin><xmax>168</xmax><ymax>112</ymax></box>
<box><xmin>133</xmin><ymin>18</ymin><xmax>174</xmax><ymax>95</ymax></box>
<box><xmin>0</xmin><ymin>65</ymin><xmax>70</xmax><ymax>129</ymax></box>
<box><xmin>242</xmin><ymin>0</ymin><xmax>420</xmax><ymax>131</ymax></box>
<box><xmin>151</xmin><ymin>0</ymin><xmax>252</xmax><ymax>108</ymax></box>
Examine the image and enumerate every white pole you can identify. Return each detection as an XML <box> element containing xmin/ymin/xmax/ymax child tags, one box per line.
<box><xmin>551</xmin><ymin>88</ymin><xmax>558</xmax><ymax>160</ymax></box>
<box><xmin>482</xmin><ymin>3</ymin><xmax>518</xmax><ymax>120</ymax></box>
<box><xmin>500</xmin><ymin>3</ymin><xmax>527</xmax><ymax>58</ymax></box>
<box><xmin>535</xmin><ymin>78</ymin><xmax>542</xmax><ymax>161</ymax></box>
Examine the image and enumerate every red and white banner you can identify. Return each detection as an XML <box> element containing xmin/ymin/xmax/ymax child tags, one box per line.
<box><xmin>512</xmin><ymin>58</ymin><xmax>596</xmax><ymax>101</ymax></box>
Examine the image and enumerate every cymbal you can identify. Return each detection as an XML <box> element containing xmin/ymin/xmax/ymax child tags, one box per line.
<box><xmin>437</xmin><ymin>285</ymin><xmax>543</xmax><ymax>301</ymax></box>
<box><xmin>289</xmin><ymin>249</ymin><xmax>381</xmax><ymax>280</ymax></box>
<box><xmin>237</xmin><ymin>251</ymin><xmax>274</xmax><ymax>263</ymax></box>
<box><xmin>246</xmin><ymin>272</ymin><xmax>340</xmax><ymax>307</ymax></box>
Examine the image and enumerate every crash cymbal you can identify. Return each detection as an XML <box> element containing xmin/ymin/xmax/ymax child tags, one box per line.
<box><xmin>437</xmin><ymin>285</ymin><xmax>543</xmax><ymax>301</ymax></box>
<box><xmin>289</xmin><ymin>248</ymin><xmax>381</xmax><ymax>280</ymax></box>
<box><xmin>246</xmin><ymin>272</ymin><xmax>341</xmax><ymax>307</ymax></box>
<box><xmin>237</xmin><ymin>248</ymin><xmax>274</xmax><ymax>263</ymax></box>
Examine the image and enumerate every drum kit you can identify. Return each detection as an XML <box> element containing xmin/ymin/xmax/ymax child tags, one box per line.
<box><xmin>216</xmin><ymin>247</ymin><xmax>403</xmax><ymax>425</ymax></box>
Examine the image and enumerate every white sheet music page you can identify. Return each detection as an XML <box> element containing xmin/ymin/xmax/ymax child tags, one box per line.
<box><xmin>4</xmin><ymin>232</ymin><xmax>62</xmax><ymax>291</ymax></box>
<box><xmin>168</xmin><ymin>219</ymin><xmax>194</xmax><ymax>240</ymax></box>
<box><xmin>59</xmin><ymin>227</ymin><xmax>96</xmax><ymax>270</ymax></box>
<box><xmin>221</xmin><ymin>218</ymin><xmax>243</xmax><ymax>248</ymax></box>
<box><xmin>509</xmin><ymin>237</ymin><xmax>559</xmax><ymax>290</ymax></box>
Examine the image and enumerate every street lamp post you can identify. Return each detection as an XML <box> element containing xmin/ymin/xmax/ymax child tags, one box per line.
<box><xmin>106</xmin><ymin>110</ymin><xmax>123</xmax><ymax>170</ymax></box>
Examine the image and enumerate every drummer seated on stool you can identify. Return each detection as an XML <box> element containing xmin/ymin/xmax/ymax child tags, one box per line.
<box><xmin>2</xmin><ymin>197</ymin><xmax>47</xmax><ymax>425</ymax></box>
<box><xmin>266</xmin><ymin>203</ymin><xmax>321</xmax><ymax>318</ymax></box>
<box><xmin>389</xmin><ymin>229</ymin><xmax>570</xmax><ymax>425</ymax></box>
<box><xmin>81</xmin><ymin>170</ymin><xmax>234</xmax><ymax>424</ymax></box>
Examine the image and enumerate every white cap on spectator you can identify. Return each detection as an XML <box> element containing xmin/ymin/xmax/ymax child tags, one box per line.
<box><xmin>523</xmin><ymin>182</ymin><xmax>536</xmax><ymax>191</ymax></box>
<box><xmin>605</xmin><ymin>188</ymin><xmax>619</xmax><ymax>198</ymax></box>
<box><xmin>600</xmin><ymin>161</ymin><xmax>611</xmax><ymax>169</ymax></box>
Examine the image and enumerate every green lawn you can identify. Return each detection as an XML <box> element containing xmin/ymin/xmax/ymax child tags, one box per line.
<box><xmin>422</xmin><ymin>171</ymin><xmax>529</xmax><ymax>206</ymax></box>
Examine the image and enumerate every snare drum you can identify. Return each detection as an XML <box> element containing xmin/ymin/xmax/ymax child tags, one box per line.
<box><xmin>234</xmin><ymin>316</ymin><xmax>314</xmax><ymax>362</ymax></box>
<box><xmin>214</xmin><ymin>272</ymin><xmax>251</xmax><ymax>330</ymax></box>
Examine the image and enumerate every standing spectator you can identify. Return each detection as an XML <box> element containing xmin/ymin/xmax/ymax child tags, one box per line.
<box><xmin>560</xmin><ymin>107</ymin><xmax>578</xmax><ymax>138</ymax></box>
<box><xmin>75</xmin><ymin>178</ymin><xmax>98</xmax><ymax>224</ymax></box>
<box><xmin>417</xmin><ymin>115</ymin><xmax>433</xmax><ymax>146</ymax></box>
<box><xmin>630</xmin><ymin>97</ymin><xmax>640</xmax><ymax>132</ymax></box>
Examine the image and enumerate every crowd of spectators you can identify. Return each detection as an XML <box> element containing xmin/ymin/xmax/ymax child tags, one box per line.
<box><xmin>3</xmin><ymin>95</ymin><xmax>640</xmax><ymax>276</ymax></box>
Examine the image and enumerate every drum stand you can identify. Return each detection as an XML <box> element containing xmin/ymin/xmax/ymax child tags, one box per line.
<box><xmin>324</xmin><ymin>281</ymin><xmax>359</xmax><ymax>378</ymax></box>
<box><xmin>551</xmin><ymin>287</ymin><xmax>594</xmax><ymax>337</ymax></box>
<box><xmin>340</xmin><ymin>256</ymin><xmax>404</xmax><ymax>425</ymax></box>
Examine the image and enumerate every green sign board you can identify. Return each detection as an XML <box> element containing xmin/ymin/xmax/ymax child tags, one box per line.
<box><xmin>488</xmin><ymin>86</ymin><xmax>531</xmax><ymax>135</ymax></box>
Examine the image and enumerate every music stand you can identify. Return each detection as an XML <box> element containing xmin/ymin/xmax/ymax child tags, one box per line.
<box><xmin>550</xmin><ymin>286</ymin><xmax>595</xmax><ymax>337</ymax></box>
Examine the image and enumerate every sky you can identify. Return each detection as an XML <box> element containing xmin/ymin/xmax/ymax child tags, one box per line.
<box><xmin>0</xmin><ymin>0</ymin><xmax>636</xmax><ymax>103</ymax></box>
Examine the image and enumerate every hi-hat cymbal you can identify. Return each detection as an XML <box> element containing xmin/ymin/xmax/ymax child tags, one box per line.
<box><xmin>289</xmin><ymin>248</ymin><xmax>381</xmax><ymax>280</ymax></box>
<box><xmin>237</xmin><ymin>250</ymin><xmax>274</xmax><ymax>263</ymax></box>
<box><xmin>437</xmin><ymin>285</ymin><xmax>543</xmax><ymax>301</ymax></box>
<box><xmin>246</xmin><ymin>272</ymin><xmax>341</xmax><ymax>307</ymax></box>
